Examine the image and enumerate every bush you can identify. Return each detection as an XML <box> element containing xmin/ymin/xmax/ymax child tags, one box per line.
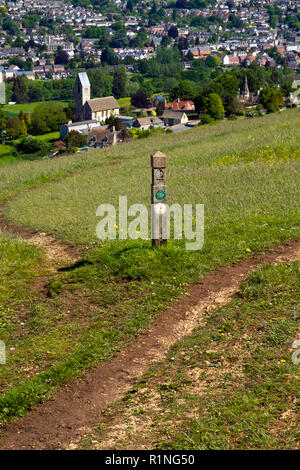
<box><xmin>201</xmin><ymin>113</ymin><xmax>214</xmax><ymax>124</ymax></box>
<box><xmin>15</xmin><ymin>136</ymin><xmax>51</xmax><ymax>158</ymax></box>
<box><xmin>63</xmin><ymin>130</ymin><xmax>86</xmax><ymax>151</ymax></box>
<box><xmin>246</xmin><ymin>109</ymin><xmax>257</xmax><ymax>118</ymax></box>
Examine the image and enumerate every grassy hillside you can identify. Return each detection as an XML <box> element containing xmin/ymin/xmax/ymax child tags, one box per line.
<box><xmin>0</xmin><ymin>109</ymin><xmax>299</xmax><ymax>427</ymax></box>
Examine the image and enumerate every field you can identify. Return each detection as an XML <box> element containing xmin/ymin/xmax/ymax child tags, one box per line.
<box><xmin>1</xmin><ymin>101</ymin><xmax>67</xmax><ymax>117</ymax></box>
<box><xmin>0</xmin><ymin>132</ymin><xmax>60</xmax><ymax>166</ymax></box>
<box><xmin>117</xmin><ymin>97</ymin><xmax>131</xmax><ymax>108</ymax></box>
<box><xmin>0</xmin><ymin>109</ymin><xmax>299</xmax><ymax>449</ymax></box>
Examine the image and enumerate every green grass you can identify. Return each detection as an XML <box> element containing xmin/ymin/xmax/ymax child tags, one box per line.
<box><xmin>117</xmin><ymin>97</ymin><xmax>131</xmax><ymax>108</ymax></box>
<box><xmin>0</xmin><ymin>109</ymin><xmax>299</xmax><ymax>426</ymax></box>
<box><xmin>0</xmin><ymin>145</ymin><xmax>17</xmax><ymax>166</ymax></box>
<box><xmin>1</xmin><ymin>101</ymin><xmax>67</xmax><ymax>117</ymax></box>
<box><xmin>35</xmin><ymin>131</ymin><xmax>59</xmax><ymax>142</ymax></box>
<box><xmin>0</xmin><ymin>131</ymin><xmax>60</xmax><ymax>166</ymax></box>
<box><xmin>78</xmin><ymin>261</ymin><xmax>300</xmax><ymax>450</ymax></box>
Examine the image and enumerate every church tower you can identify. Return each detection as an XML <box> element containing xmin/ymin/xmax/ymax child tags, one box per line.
<box><xmin>74</xmin><ymin>72</ymin><xmax>91</xmax><ymax>122</ymax></box>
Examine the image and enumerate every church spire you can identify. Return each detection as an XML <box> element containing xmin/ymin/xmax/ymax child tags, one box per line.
<box><xmin>242</xmin><ymin>74</ymin><xmax>250</xmax><ymax>98</ymax></box>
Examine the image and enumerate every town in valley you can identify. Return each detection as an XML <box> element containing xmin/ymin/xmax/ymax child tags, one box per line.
<box><xmin>0</xmin><ymin>0</ymin><xmax>299</xmax><ymax>158</ymax></box>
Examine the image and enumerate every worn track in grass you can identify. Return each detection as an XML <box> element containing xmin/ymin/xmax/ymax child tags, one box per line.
<box><xmin>0</xmin><ymin>205</ymin><xmax>81</xmax><ymax>267</ymax></box>
<box><xmin>0</xmin><ymin>233</ymin><xmax>299</xmax><ymax>450</ymax></box>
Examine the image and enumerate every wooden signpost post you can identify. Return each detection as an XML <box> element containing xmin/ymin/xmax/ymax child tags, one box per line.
<box><xmin>151</xmin><ymin>151</ymin><xmax>167</xmax><ymax>248</ymax></box>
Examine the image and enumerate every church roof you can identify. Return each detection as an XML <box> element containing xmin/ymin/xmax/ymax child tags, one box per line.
<box><xmin>77</xmin><ymin>72</ymin><xmax>90</xmax><ymax>88</ymax></box>
<box><xmin>86</xmin><ymin>96</ymin><xmax>120</xmax><ymax>112</ymax></box>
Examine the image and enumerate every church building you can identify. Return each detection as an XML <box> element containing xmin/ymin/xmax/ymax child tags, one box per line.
<box><xmin>74</xmin><ymin>72</ymin><xmax>120</xmax><ymax>122</ymax></box>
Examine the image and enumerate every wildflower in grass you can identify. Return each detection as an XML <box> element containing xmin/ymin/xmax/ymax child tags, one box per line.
<box><xmin>173</xmin><ymin>276</ymin><xmax>176</xmax><ymax>280</ymax></box>
<box><xmin>246</xmin><ymin>248</ymin><xmax>251</xmax><ymax>253</ymax></box>
<box><xmin>152</xmin><ymin>292</ymin><xmax>156</xmax><ymax>296</ymax></box>
<box><xmin>280</xmin><ymin>359</ymin><xmax>286</xmax><ymax>363</ymax></box>
<box><xmin>114</xmin><ymin>224</ymin><xmax>119</xmax><ymax>229</ymax></box>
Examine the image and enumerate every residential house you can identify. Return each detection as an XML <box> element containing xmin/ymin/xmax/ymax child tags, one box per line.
<box><xmin>165</xmin><ymin>99</ymin><xmax>195</xmax><ymax>113</ymax></box>
<box><xmin>87</xmin><ymin>127</ymin><xmax>129</xmax><ymax>149</ymax></box>
<box><xmin>288</xmin><ymin>78</ymin><xmax>300</xmax><ymax>106</ymax></box>
<box><xmin>223</xmin><ymin>54</ymin><xmax>240</xmax><ymax>66</ymax></box>
<box><xmin>133</xmin><ymin>116</ymin><xmax>163</xmax><ymax>130</ymax></box>
<box><xmin>181</xmin><ymin>46</ymin><xmax>211</xmax><ymax>59</ymax></box>
<box><xmin>162</xmin><ymin>110</ymin><xmax>189</xmax><ymax>127</ymax></box>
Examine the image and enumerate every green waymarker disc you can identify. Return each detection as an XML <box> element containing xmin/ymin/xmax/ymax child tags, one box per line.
<box><xmin>155</xmin><ymin>189</ymin><xmax>166</xmax><ymax>200</ymax></box>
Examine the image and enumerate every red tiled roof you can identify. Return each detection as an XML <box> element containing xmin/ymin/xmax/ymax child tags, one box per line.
<box><xmin>166</xmin><ymin>100</ymin><xmax>195</xmax><ymax>111</ymax></box>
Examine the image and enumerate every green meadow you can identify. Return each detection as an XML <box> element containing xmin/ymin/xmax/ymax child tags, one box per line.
<box><xmin>0</xmin><ymin>132</ymin><xmax>60</xmax><ymax>166</ymax></box>
<box><xmin>1</xmin><ymin>101</ymin><xmax>67</xmax><ymax>117</ymax></box>
<box><xmin>0</xmin><ymin>109</ymin><xmax>299</xmax><ymax>428</ymax></box>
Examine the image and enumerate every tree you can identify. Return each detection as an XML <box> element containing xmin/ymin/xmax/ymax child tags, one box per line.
<box><xmin>12</xmin><ymin>76</ymin><xmax>27</xmax><ymax>104</ymax></box>
<box><xmin>18</xmin><ymin>110</ymin><xmax>31</xmax><ymax>132</ymax></box>
<box><xmin>202</xmin><ymin>93</ymin><xmax>225</xmax><ymax>121</ymax></box>
<box><xmin>107</xmin><ymin>116</ymin><xmax>124</xmax><ymax>130</ymax></box>
<box><xmin>87</xmin><ymin>68</ymin><xmax>113</xmax><ymax>98</ymax></box>
<box><xmin>267</xmin><ymin>90</ymin><xmax>284</xmax><ymax>113</ymax></box>
<box><xmin>170</xmin><ymin>80</ymin><xmax>195</xmax><ymax>101</ymax></box>
<box><xmin>185</xmin><ymin>51</ymin><xmax>194</xmax><ymax>62</ymax></box>
<box><xmin>259</xmin><ymin>87</ymin><xmax>283</xmax><ymax>111</ymax></box>
<box><xmin>175</xmin><ymin>0</ymin><xmax>188</xmax><ymax>7</ymax></box>
<box><xmin>16</xmin><ymin>136</ymin><xmax>50</xmax><ymax>155</ymax></box>
<box><xmin>55</xmin><ymin>50</ymin><xmax>69</xmax><ymax>64</ymax></box>
<box><xmin>6</xmin><ymin>116</ymin><xmax>26</xmax><ymax>139</ymax></box>
<box><xmin>63</xmin><ymin>130</ymin><xmax>86</xmax><ymax>151</ymax></box>
<box><xmin>64</xmin><ymin>101</ymin><xmax>75</xmax><ymax>121</ymax></box>
<box><xmin>168</xmin><ymin>26</ymin><xmax>178</xmax><ymax>39</ymax></box>
<box><xmin>101</xmin><ymin>47</ymin><xmax>119</xmax><ymax>65</ymax></box>
<box><xmin>31</xmin><ymin>102</ymin><xmax>67</xmax><ymax>135</ymax></box>
<box><xmin>0</xmin><ymin>108</ymin><xmax>7</xmax><ymax>133</ymax></box>
<box><xmin>138</xmin><ymin>82</ymin><xmax>154</xmax><ymax>99</ymax></box>
<box><xmin>228</xmin><ymin>14</ymin><xmax>244</xmax><ymax>29</ymax></box>
<box><xmin>23</xmin><ymin>112</ymin><xmax>31</xmax><ymax>130</ymax></box>
<box><xmin>178</xmin><ymin>37</ymin><xmax>189</xmax><ymax>51</ymax></box>
<box><xmin>156</xmin><ymin>98</ymin><xmax>165</xmax><ymax>116</ymax></box>
<box><xmin>205</xmin><ymin>55</ymin><xmax>222</xmax><ymax>68</ymax></box>
<box><xmin>110</xmin><ymin>31</ymin><xmax>129</xmax><ymax>48</ymax></box>
<box><xmin>161</xmin><ymin>36</ymin><xmax>171</xmax><ymax>48</ymax></box>
<box><xmin>226</xmin><ymin>97</ymin><xmax>245</xmax><ymax>116</ymax></box>
<box><xmin>112</xmin><ymin>68</ymin><xmax>127</xmax><ymax>99</ymax></box>
<box><xmin>126</xmin><ymin>0</ymin><xmax>133</xmax><ymax>12</ymax></box>
<box><xmin>2</xmin><ymin>17</ymin><xmax>19</xmax><ymax>35</ymax></box>
<box><xmin>22</xmin><ymin>13</ymin><xmax>40</xmax><ymax>29</ymax></box>
<box><xmin>131</xmin><ymin>92</ymin><xmax>149</xmax><ymax>108</ymax></box>
<box><xmin>27</xmin><ymin>81</ymin><xmax>43</xmax><ymax>102</ymax></box>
